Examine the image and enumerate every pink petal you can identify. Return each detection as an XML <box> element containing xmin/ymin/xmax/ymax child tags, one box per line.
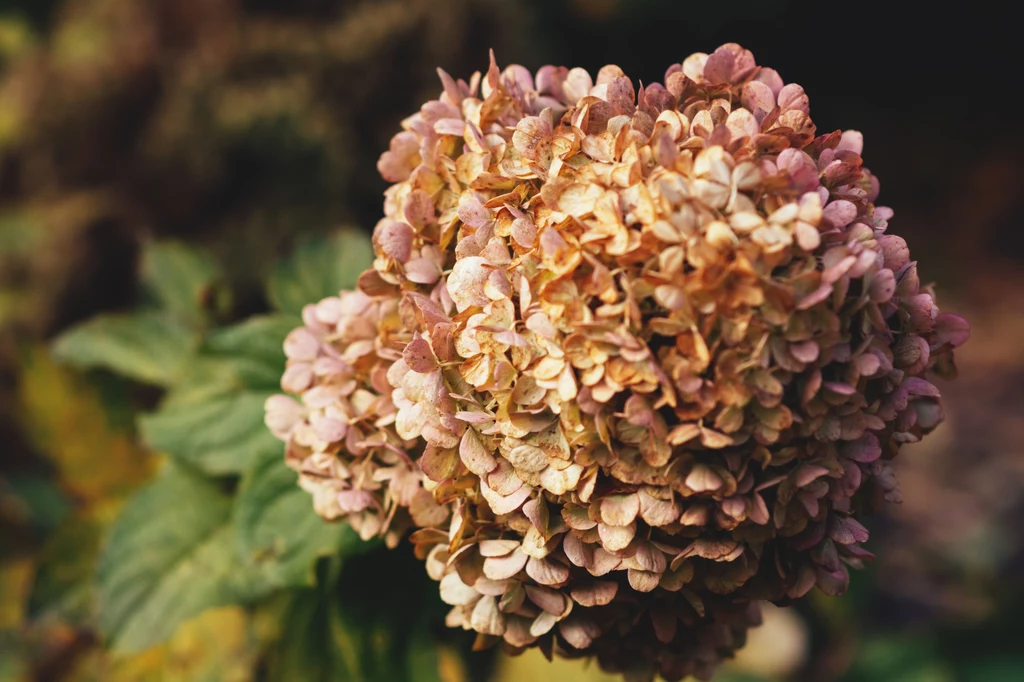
<box><xmin>376</xmin><ymin>221</ymin><xmax>414</xmax><ymax>262</ymax></box>
<box><xmin>703</xmin><ymin>46</ymin><xmax>735</xmax><ymax>83</ymax></box>
<box><xmin>878</xmin><ymin>235</ymin><xmax>910</xmax><ymax>271</ymax></box>
<box><xmin>526</xmin><ymin>557</ymin><xmax>570</xmax><ymax>586</ymax></box>
<box><xmin>404</xmin><ymin>257</ymin><xmax>442</xmax><ymax>285</ymax></box>
<box><xmin>754</xmin><ymin>67</ymin><xmax>784</xmax><ymax>95</ymax></box>
<box><xmin>828</xmin><ymin>515</ymin><xmax>870</xmax><ymax>545</ymax></box>
<box><xmin>741</xmin><ymin>80</ymin><xmax>775</xmax><ymax>116</ymax></box>
<box><xmin>283</xmin><ymin>327</ymin><xmax>319</xmax><ymax>361</ymax></box>
<box><xmin>483</xmin><ymin>549</ymin><xmax>529</xmax><ymax>580</ymax></box>
<box><xmin>402</xmin><ymin>337</ymin><xmax>437</xmax><ymax>373</ymax></box>
<box><xmin>933</xmin><ymin>313</ymin><xmax>970</xmax><ymax>348</ymax></box>
<box><xmin>840</xmin><ymin>434</ymin><xmax>881</xmax><ymax>463</ymax></box>
<box><xmin>569</xmin><ymin>580</ymin><xmax>617</xmax><ymax>607</ymax></box>
<box><xmin>434</xmin><ymin>118</ymin><xmax>466</xmax><ymax>136</ymax></box>
<box><xmin>822</xmin><ymin>200</ymin><xmax>858</xmax><ymax>228</ymax></box>
<box><xmin>778</xmin><ymin>83</ymin><xmax>809</xmax><ymax>113</ymax></box>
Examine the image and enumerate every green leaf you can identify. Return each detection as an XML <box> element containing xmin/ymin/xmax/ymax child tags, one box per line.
<box><xmin>140</xmin><ymin>241</ymin><xmax>221</xmax><ymax>325</ymax></box>
<box><xmin>97</xmin><ymin>465</ymin><xmax>281</xmax><ymax>653</ymax></box>
<box><xmin>331</xmin><ymin>545</ymin><xmax>454</xmax><ymax>682</ymax></box>
<box><xmin>52</xmin><ymin>312</ymin><xmax>195</xmax><ymax>386</ymax></box>
<box><xmin>135</xmin><ymin>315</ymin><xmax>294</xmax><ymax>474</ymax></box>
<box><xmin>267</xmin><ymin>229</ymin><xmax>374</xmax><ymax>316</ymax></box>
<box><xmin>266</xmin><ymin>583</ymin><xmax>359</xmax><ymax>682</ymax></box>
<box><xmin>268</xmin><ymin>548</ymin><xmax>451</xmax><ymax>682</ymax></box>
<box><xmin>0</xmin><ymin>475</ymin><xmax>69</xmax><ymax>538</ymax></box>
<box><xmin>0</xmin><ymin>637</ymin><xmax>27</xmax><ymax>682</ymax></box>
<box><xmin>97</xmin><ymin>465</ymin><xmax>234</xmax><ymax>652</ymax></box>
<box><xmin>139</xmin><ymin>390</ymin><xmax>280</xmax><ymax>475</ymax></box>
<box><xmin>201</xmin><ymin>315</ymin><xmax>295</xmax><ymax>390</ymax></box>
<box><xmin>233</xmin><ymin>454</ymin><xmax>355</xmax><ymax>590</ymax></box>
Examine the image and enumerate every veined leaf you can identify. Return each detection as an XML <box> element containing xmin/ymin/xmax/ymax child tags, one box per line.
<box><xmin>139</xmin><ymin>391</ymin><xmax>280</xmax><ymax>475</ymax></box>
<box><xmin>97</xmin><ymin>464</ymin><xmax>288</xmax><ymax>654</ymax></box>
<box><xmin>232</xmin><ymin>454</ymin><xmax>355</xmax><ymax>591</ymax></box>
<box><xmin>97</xmin><ymin>466</ymin><xmax>236</xmax><ymax>652</ymax></box>
<box><xmin>267</xmin><ymin>230</ymin><xmax>374</xmax><ymax>316</ymax></box>
<box><xmin>52</xmin><ymin>312</ymin><xmax>196</xmax><ymax>386</ymax></box>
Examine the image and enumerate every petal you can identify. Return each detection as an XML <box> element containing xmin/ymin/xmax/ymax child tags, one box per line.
<box><xmin>479</xmin><ymin>539</ymin><xmax>520</xmax><ymax>557</ymax></box>
<box><xmin>483</xmin><ymin>549</ymin><xmax>530</xmax><ymax>581</ymax></box>
<box><xmin>376</xmin><ymin>221</ymin><xmax>414</xmax><ymax>262</ymax></box>
<box><xmin>600</xmin><ymin>493</ymin><xmax>640</xmax><ymax>526</ymax></box>
<box><xmin>480</xmin><ymin>477</ymin><xmax>532</xmax><ymax>515</ymax></box>
<box><xmin>525</xmin><ymin>585</ymin><xmax>568</xmax><ymax>615</ymax></box>
<box><xmin>283</xmin><ymin>328</ymin><xmax>319</xmax><ymax>361</ymax></box>
<box><xmin>840</xmin><ymin>434</ymin><xmax>882</xmax><ymax>463</ymax></box>
<box><xmin>598</xmin><ymin>522</ymin><xmax>635</xmax><ymax>551</ymax></box>
<box><xmin>539</xmin><ymin>463</ymin><xmax>583</xmax><ymax>495</ymax></box>
<box><xmin>836</xmin><ymin>130</ymin><xmax>864</xmax><ymax>155</ymax></box>
<box><xmin>559</xmin><ymin>617</ymin><xmax>599</xmax><ymax>649</ymax></box>
<box><xmin>402</xmin><ymin>337</ymin><xmax>438</xmax><ymax>373</ymax></box>
<box><xmin>933</xmin><ymin>313</ymin><xmax>970</xmax><ymax>348</ymax></box>
<box><xmin>569</xmin><ymin>580</ymin><xmax>617</xmax><ymax>607</ymax></box>
<box><xmin>447</xmin><ymin>257</ymin><xmax>491</xmax><ymax>312</ymax></box>
<box><xmin>506</xmin><ymin>444</ymin><xmax>549</xmax><ymax>473</ymax></box>
<box><xmin>470</xmin><ymin>596</ymin><xmax>506</xmax><ymax>636</ymax></box>
<box><xmin>685</xmin><ymin>464</ymin><xmax>723</xmax><ymax>493</ymax></box>
<box><xmin>440</xmin><ymin>572</ymin><xmax>479</xmax><ymax>606</ymax></box>
<box><xmin>777</xmin><ymin>83</ymin><xmax>809</xmax><ymax>113</ymax></box>
<box><xmin>627</xmin><ymin>569</ymin><xmax>661</xmax><ymax>592</ymax></box>
<box><xmin>526</xmin><ymin>557</ymin><xmax>570</xmax><ymax>586</ymax></box>
<box><xmin>460</xmin><ymin>429</ymin><xmax>498</xmax><ymax>477</ymax></box>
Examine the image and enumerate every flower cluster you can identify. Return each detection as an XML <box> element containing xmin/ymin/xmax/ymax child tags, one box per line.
<box><xmin>267</xmin><ymin>44</ymin><xmax>968</xmax><ymax>681</ymax></box>
<box><xmin>265</xmin><ymin>290</ymin><xmax>448</xmax><ymax>547</ymax></box>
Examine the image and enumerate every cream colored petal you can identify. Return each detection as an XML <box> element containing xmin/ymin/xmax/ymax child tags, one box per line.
<box><xmin>598</xmin><ymin>521</ymin><xmax>635</xmax><ymax>552</ymax></box>
<box><xmin>440</xmin><ymin>572</ymin><xmax>479</xmax><ymax>606</ymax></box>
<box><xmin>470</xmin><ymin>596</ymin><xmax>506</xmax><ymax>636</ymax></box>
<box><xmin>483</xmin><ymin>549</ymin><xmax>529</xmax><ymax>581</ymax></box>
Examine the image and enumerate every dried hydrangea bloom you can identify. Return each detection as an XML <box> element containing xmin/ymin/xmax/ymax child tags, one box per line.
<box><xmin>272</xmin><ymin>43</ymin><xmax>969</xmax><ymax>681</ymax></box>
<box><xmin>265</xmin><ymin>290</ymin><xmax>448</xmax><ymax>547</ymax></box>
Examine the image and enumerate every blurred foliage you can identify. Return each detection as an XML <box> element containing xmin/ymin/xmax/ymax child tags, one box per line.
<box><xmin>0</xmin><ymin>0</ymin><xmax>1021</xmax><ymax>680</ymax></box>
<box><xmin>0</xmin><ymin>0</ymin><xmax>526</xmax><ymax>338</ymax></box>
<box><xmin>2</xmin><ymin>234</ymin><xmax>482</xmax><ymax>680</ymax></box>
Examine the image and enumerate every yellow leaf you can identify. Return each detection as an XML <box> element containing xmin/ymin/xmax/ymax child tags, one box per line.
<box><xmin>492</xmin><ymin>650</ymin><xmax>621</xmax><ymax>682</ymax></box>
<box><xmin>66</xmin><ymin>607</ymin><xmax>257</xmax><ymax>682</ymax></box>
<box><xmin>438</xmin><ymin>645</ymin><xmax>468</xmax><ymax>682</ymax></box>
<box><xmin>17</xmin><ymin>346</ymin><xmax>155</xmax><ymax>503</ymax></box>
<box><xmin>0</xmin><ymin>557</ymin><xmax>34</xmax><ymax>631</ymax></box>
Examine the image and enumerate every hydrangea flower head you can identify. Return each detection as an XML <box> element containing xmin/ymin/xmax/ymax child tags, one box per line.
<box><xmin>267</xmin><ymin>44</ymin><xmax>968</xmax><ymax>681</ymax></box>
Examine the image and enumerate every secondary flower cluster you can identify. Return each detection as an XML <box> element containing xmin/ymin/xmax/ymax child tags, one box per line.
<box><xmin>266</xmin><ymin>44</ymin><xmax>968</xmax><ymax>681</ymax></box>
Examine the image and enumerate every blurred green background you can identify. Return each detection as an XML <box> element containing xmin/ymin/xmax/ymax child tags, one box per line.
<box><xmin>1</xmin><ymin>1</ymin><xmax>1021</xmax><ymax>681</ymax></box>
